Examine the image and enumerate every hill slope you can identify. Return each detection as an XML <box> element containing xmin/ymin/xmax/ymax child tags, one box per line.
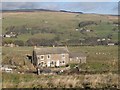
<box><xmin>2</xmin><ymin>11</ymin><xmax>118</xmax><ymax>46</ymax></box>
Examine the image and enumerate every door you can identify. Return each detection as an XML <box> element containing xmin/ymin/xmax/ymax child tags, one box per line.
<box><xmin>47</xmin><ymin>61</ymin><xmax>50</xmax><ymax>67</ymax></box>
<box><xmin>56</xmin><ymin>60</ymin><xmax>60</xmax><ymax>67</ymax></box>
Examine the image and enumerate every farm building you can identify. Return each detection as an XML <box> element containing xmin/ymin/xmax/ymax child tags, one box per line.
<box><xmin>69</xmin><ymin>52</ymin><xmax>86</xmax><ymax>63</ymax></box>
<box><xmin>107</xmin><ymin>43</ymin><xmax>115</xmax><ymax>46</ymax></box>
<box><xmin>32</xmin><ymin>46</ymin><xmax>87</xmax><ymax>68</ymax></box>
<box><xmin>32</xmin><ymin>47</ymin><xmax>69</xmax><ymax>67</ymax></box>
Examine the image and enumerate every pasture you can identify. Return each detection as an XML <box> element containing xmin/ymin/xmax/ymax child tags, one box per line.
<box><xmin>1</xmin><ymin>11</ymin><xmax>119</xmax><ymax>88</ymax></box>
<box><xmin>2</xmin><ymin>11</ymin><xmax>118</xmax><ymax>44</ymax></box>
<box><xmin>2</xmin><ymin>46</ymin><xmax>118</xmax><ymax>72</ymax></box>
<box><xmin>1</xmin><ymin>45</ymin><xmax>118</xmax><ymax>88</ymax></box>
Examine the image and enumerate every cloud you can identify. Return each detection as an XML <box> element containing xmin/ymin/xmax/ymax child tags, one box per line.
<box><xmin>37</xmin><ymin>3</ymin><xmax>60</xmax><ymax>10</ymax></box>
<box><xmin>2</xmin><ymin>2</ymin><xmax>38</xmax><ymax>10</ymax></box>
<box><xmin>2</xmin><ymin>2</ymin><xmax>118</xmax><ymax>15</ymax></box>
<box><xmin>63</xmin><ymin>2</ymin><xmax>98</xmax><ymax>11</ymax></box>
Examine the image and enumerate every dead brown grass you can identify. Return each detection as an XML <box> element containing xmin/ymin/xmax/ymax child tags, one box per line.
<box><xmin>2</xmin><ymin>73</ymin><xmax>119</xmax><ymax>88</ymax></box>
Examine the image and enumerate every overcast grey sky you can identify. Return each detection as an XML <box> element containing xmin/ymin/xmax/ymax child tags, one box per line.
<box><xmin>2</xmin><ymin>2</ymin><xmax>118</xmax><ymax>15</ymax></box>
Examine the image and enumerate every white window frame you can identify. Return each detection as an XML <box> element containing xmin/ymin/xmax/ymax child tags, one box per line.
<box><xmin>76</xmin><ymin>57</ymin><xmax>79</xmax><ymax>59</ymax></box>
<box><xmin>40</xmin><ymin>55</ymin><xmax>44</xmax><ymax>60</ymax></box>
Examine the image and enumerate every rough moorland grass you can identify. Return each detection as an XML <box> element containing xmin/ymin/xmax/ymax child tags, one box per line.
<box><xmin>2</xmin><ymin>72</ymin><xmax>118</xmax><ymax>88</ymax></box>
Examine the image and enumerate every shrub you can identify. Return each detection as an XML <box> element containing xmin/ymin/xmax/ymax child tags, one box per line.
<box><xmin>78</xmin><ymin>21</ymin><xmax>97</xmax><ymax>28</ymax></box>
<box><xmin>14</xmin><ymin>40</ymin><xmax>24</xmax><ymax>46</ymax></box>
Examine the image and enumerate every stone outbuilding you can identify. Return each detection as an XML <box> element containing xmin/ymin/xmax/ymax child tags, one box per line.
<box><xmin>69</xmin><ymin>52</ymin><xmax>86</xmax><ymax>64</ymax></box>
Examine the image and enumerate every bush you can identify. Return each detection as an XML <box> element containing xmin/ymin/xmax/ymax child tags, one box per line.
<box><xmin>78</xmin><ymin>21</ymin><xmax>97</xmax><ymax>28</ymax></box>
<box><xmin>14</xmin><ymin>40</ymin><xmax>24</xmax><ymax>46</ymax></box>
<box><xmin>2</xmin><ymin>39</ymin><xmax>13</xmax><ymax>44</ymax></box>
<box><xmin>25</xmin><ymin>38</ymin><xmax>56</xmax><ymax>46</ymax></box>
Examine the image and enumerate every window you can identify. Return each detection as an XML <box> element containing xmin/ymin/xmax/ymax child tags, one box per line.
<box><xmin>61</xmin><ymin>54</ymin><xmax>65</xmax><ymax>58</ymax></box>
<box><xmin>47</xmin><ymin>55</ymin><xmax>51</xmax><ymax>59</ymax></box>
<box><xmin>41</xmin><ymin>62</ymin><xmax>44</xmax><ymax>64</ymax></box>
<box><xmin>40</xmin><ymin>55</ymin><xmax>44</xmax><ymax>60</ymax></box>
<box><xmin>51</xmin><ymin>61</ymin><xmax>54</xmax><ymax>64</ymax></box>
<box><xmin>37</xmin><ymin>57</ymin><xmax>40</xmax><ymax>60</ymax></box>
<box><xmin>62</xmin><ymin>61</ymin><xmax>65</xmax><ymax>64</ymax></box>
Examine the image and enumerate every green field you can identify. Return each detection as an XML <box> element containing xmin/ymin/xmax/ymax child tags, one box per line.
<box><xmin>2</xmin><ymin>45</ymin><xmax>119</xmax><ymax>88</ymax></box>
<box><xmin>2</xmin><ymin>46</ymin><xmax>118</xmax><ymax>72</ymax></box>
<box><xmin>2</xmin><ymin>46</ymin><xmax>118</xmax><ymax>88</ymax></box>
<box><xmin>1</xmin><ymin>11</ymin><xmax>119</xmax><ymax>88</ymax></box>
<box><xmin>2</xmin><ymin>11</ymin><xmax>118</xmax><ymax>44</ymax></box>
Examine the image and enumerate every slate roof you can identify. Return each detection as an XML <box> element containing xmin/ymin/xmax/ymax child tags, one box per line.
<box><xmin>69</xmin><ymin>52</ymin><xmax>86</xmax><ymax>58</ymax></box>
<box><xmin>34</xmin><ymin>47</ymin><xmax>69</xmax><ymax>55</ymax></box>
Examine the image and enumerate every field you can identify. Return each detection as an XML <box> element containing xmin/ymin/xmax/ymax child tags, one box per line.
<box><xmin>2</xmin><ymin>72</ymin><xmax>119</xmax><ymax>88</ymax></box>
<box><xmin>1</xmin><ymin>11</ymin><xmax>119</xmax><ymax>88</ymax></box>
<box><xmin>2</xmin><ymin>46</ymin><xmax>118</xmax><ymax>72</ymax></box>
<box><xmin>2</xmin><ymin>46</ymin><xmax>119</xmax><ymax>88</ymax></box>
<box><xmin>2</xmin><ymin>11</ymin><xmax>118</xmax><ymax>44</ymax></box>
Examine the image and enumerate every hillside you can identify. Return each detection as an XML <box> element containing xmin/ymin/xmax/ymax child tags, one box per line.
<box><xmin>2</xmin><ymin>11</ymin><xmax>118</xmax><ymax>46</ymax></box>
<box><xmin>2</xmin><ymin>11</ymin><xmax>119</xmax><ymax>88</ymax></box>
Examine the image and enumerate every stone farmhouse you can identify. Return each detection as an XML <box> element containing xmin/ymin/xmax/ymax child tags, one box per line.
<box><xmin>32</xmin><ymin>46</ymin><xmax>86</xmax><ymax>68</ymax></box>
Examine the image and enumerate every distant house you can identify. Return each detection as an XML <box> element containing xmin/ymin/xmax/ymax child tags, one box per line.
<box><xmin>4</xmin><ymin>32</ymin><xmax>17</xmax><ymax>38</ymax></box>
<box><xmin>97</xmin><ymin>39</ymin><xmax>101</xmax><ymax>42</ymax></box>
<box><xmin>108</xmin><ymin>43</ymin><xmax>115</xmax><ymax>46</ymax></box>
<box><xmin>32</xmin><ymin>47</ymin><xmax>69</xmax><ymax>67</ymax></box>
<box><xmin>113</xmin><ymin>24</ymin><xmax>118</xmax><ymax>26</ymax></box>
<box><xmin>75</xmin><ymin>28</ymin><xmax>79</xmax><ymax>31</ymax></box>
<box><xmin>80</xmin><ymin>29</ymin><xmax>93</xmax><ymax>33</ymax></box>
<box><xmin>32</xmin><ymin>46</ymin><xmax>87</xmax><ymax>68</ymax></box>
<box><xmin>102</xmin><ymin>38</ymin><xmax>106</xmax><ymax>41</ymax></box>
<box><xmin>5</xmin><ymin>34</ymin><xmax>11</xmax><ymax>38</ymax></box>
<box><xmin>86</xmin><ymin>29</ymin><xmax>91</xmax><ymax>32</ymax></box>
<box><xmin>4</xmin><ymin>43</ymin><xmax>15</xmax><ymax>47</ymax></box>
<box><xmin>69</xmin><ymin>52</ymin><xmax>86</xmax><ymax>64</ymax></box>
<box><xmin>0</xmin><ymin>65</ymin><xmax>13</xmax><ymax>73</ymax></box>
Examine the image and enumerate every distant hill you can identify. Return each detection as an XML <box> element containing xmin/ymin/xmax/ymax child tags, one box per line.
<box><xmin>2</xmin><ymin>9</ymin><xmax>83</xmax><ymax>14</ymax></box>
<box><xmin>2</xmin><ymin>10</ymin><xmax>118</xmax><ymax>46</ymax></box>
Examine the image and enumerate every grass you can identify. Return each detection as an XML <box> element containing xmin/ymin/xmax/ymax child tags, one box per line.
<box><xmin>2</xmin><ymin>11</ymin><xmax>118</xmax><ymax>42</ymax></box>
<box><xmin>2</xmin><ymin>46</ymin><xmax>118</xmax><ymax>72</ymax></box>
<box><xmin>2</xmin><ymin>72</ymin><xmax>118</xmax><ymax>88</ymax></box>
<box><xmin>68</xmin><ymin>46</ymin><xmax>118</xmax><ymax>71</ymax></box>
<box><xmin>1</xmin><ymin>11</ymin><xmax>119</xmax><ymax>88</ymax></box>
<box><xmin>1</xmin><ymin>45</ymin><xmax>118</xmax><ymax>88</ymax></box>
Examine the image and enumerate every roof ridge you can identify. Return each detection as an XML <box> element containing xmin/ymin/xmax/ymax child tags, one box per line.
<box><xmin>34</xmin><ymin>46</ymin><xmax>69</xmax><ymax>54</ymax></box>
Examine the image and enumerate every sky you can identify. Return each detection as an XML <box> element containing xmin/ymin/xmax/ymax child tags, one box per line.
<box><xmin>2</xmin><ymin>2</ymin><xmax>118</xmax><ymax>15</ymax></box>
